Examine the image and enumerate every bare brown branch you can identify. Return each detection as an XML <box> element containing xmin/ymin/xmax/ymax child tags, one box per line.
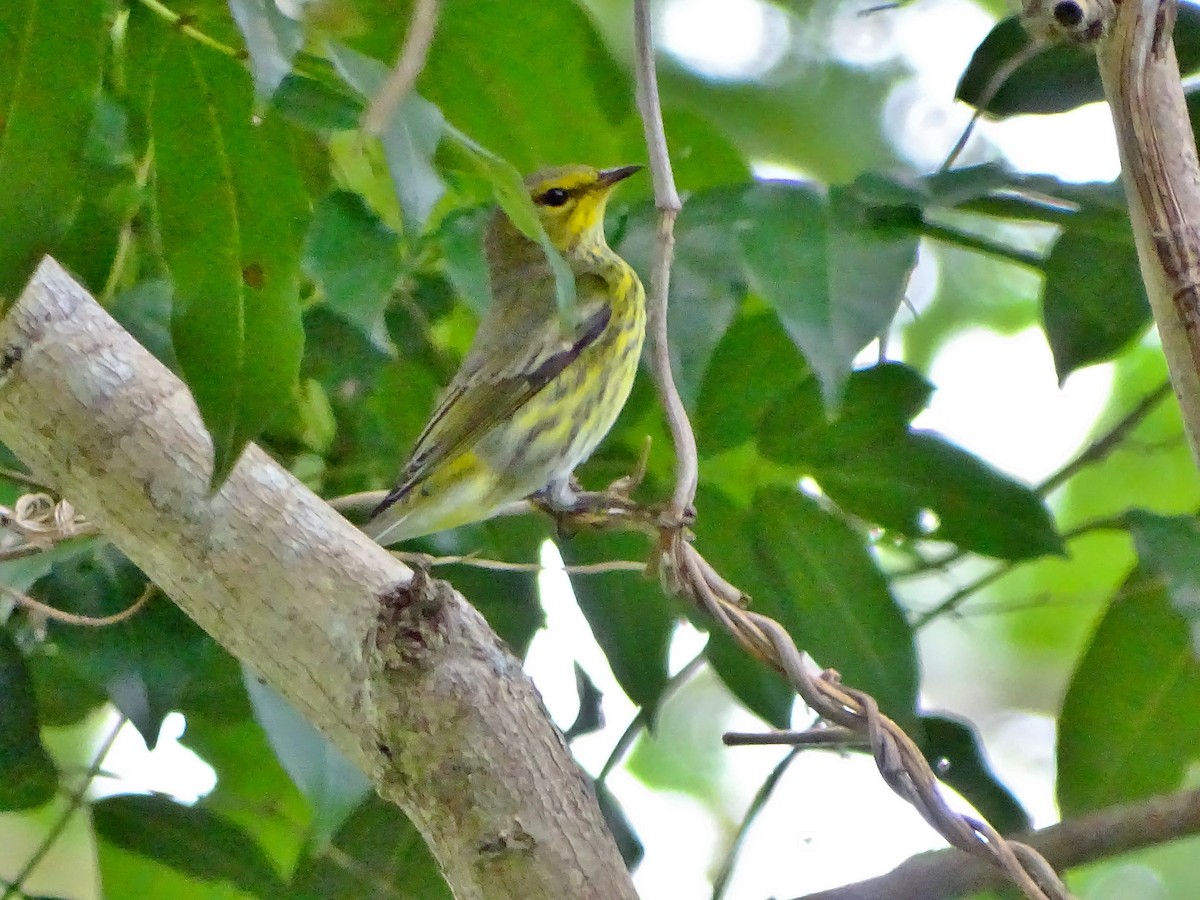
<box><xmin>362</xmin><ymin>0</ymin><xmax>440</xmax><ymax>135</ymax></box>
<box><xmin>799</xmin><ymin>787</ymin><xmax>1200</xmax><ymax>900</ymax></box>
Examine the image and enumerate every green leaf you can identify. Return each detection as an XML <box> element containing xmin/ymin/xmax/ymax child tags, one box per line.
<box><xmin>595</xmin><ymin>780</ymin><xmax>644</xmax><ymax>870</ymax></box>
<box><xmin>439</xmin><ymin>206</ymin><xmax>493</xmax><ymax>317</ymax></box>
<box><xmin>1058</xmin><ymin>566</ymin><xmax>1200</xmax><ymax>814</ymax></box>
<box><xmin>243</xmin><ymin>668</ymin><xmax>370</xmax><ymax>844</ymax></box>
<box><xmin>151</xmin><ymin>39</ymin><xmax>308</xmax><ymax>482</ymax></box>
<box><xmin>271</xmin><ymin>73</ymin><xmax>363</xmax><ymax>131</ymax></box>
<box><xmin>111</xmin><ymin>279</ymin><xmax>179</xmax><ymax>372</ymax></box>
<box><xmin>561</xmin><ymin>531</ymin><xmax>676</xmax><ymax>719</ymax></box>
<box><xmin>1042</xmin><ymin>225</ymin><xmax>1149</xmax><ymax>381</ymax></box>
<box><xmin>0</xmin><ymin>629</ymin><xmax>59</xmax><ymax>810</ymax></box>
<box><xmin>563</xmin><ymin>663</ymin><xmax>605</xmax><ymax>742</ymax></box>
<box><xmin>819</xmin><ymin>432</ymin><xmax>1062</xmax><ymax>560</ymax></box>
<box><xmin>32</xmin><ymin>545</ymin><xmax>218</xmax><ymax>748</ymax></box>
<box><xmin>94</xmin><ymin>794</ymin><xmax>288</xmax><ymax>896</ymax></box>
<box><xmin>958</xmin><ymin>8</ymin><xmax>1200</xmax><ymax>116</ymax></box>
<box><xmin>688</xmin><ymin>489</ymin><xmax>802</xmax><ymax>730</ymax></box>
<box><xmin>304</xmin><ymin>190</ymin><xmax>404</xmax><ymax>341</ymax></box>
<box><xmin>325</xmin><ymin>43</ymin><xmax>446</xmax><ymax>231</ymax></box>
<box><xmin>228</xmin><ymin>0</ymin><xmax>304</xmax><ymax>101</ymax></box>
<box><xmin>1128</xmin><ymin>511</ymin><xmax>1200</xmax><ymax>652</ymax></box>
<box><xmin>0</xmin><ymin>0</ymin><xmax>110</xmax><ymax>300</ymax></box>
<box><xmin>738</xmin><ymin>182</ymin><xmax>915</xmax><ymax>407</ymax></box>
<box><xmin>289</xmin><ymin>794</ymin><xmax>450</xmax><ymax>899</ymax></box>
<box><xmin>920</xmin><ymin>714</ymin><xmax>1030</xmax><ymax>835</ymax></box>
<box><xmin>382</xmin><ymin>0</ymin><xmax>629</xmax><ymax>172</ymax></box>
<box><xmin>696</xmin><ymin>312</ymin><xmax>810</xmax><ymax>456</ymax></box>
<box><xmin>754</xmin><ymin>488</ymin><xmax>918</xmax><ymax>728</ymax></box>
<box><xmin>616</xmin><ymin>188</ymin><xmax>747</xmax><ymax>408</ymax></box>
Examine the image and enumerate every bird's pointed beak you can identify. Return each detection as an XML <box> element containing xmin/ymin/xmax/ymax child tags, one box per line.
<box><xmin>597</xmin><ymin>164</ymin><xmax>643</xmax><ymax>188</ymax></box>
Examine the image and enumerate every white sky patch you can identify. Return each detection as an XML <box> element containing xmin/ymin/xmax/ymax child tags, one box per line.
<box><xmin>659</xmin><ymin>0</ymin><xmax>791</xmax><ymax>80</ymax></box>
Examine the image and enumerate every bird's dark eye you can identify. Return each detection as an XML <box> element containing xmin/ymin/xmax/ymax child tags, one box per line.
<box><xmin>539</xmin><ymin>187</ymin><xmax>570</xmax><ymax>207</ymax></box>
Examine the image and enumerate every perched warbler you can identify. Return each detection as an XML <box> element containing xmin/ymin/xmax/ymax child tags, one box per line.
<box><xmin>365</xmin><ymin>164</ymin><xmax>646</xmax><ymax>545</ymax></box>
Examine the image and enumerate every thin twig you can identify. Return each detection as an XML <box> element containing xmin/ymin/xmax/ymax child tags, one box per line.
<box><xmin>361</xmin><ymin>0</ymin><xmax>440</xmax><ymax>136</ymax></box>
<box><xmin>6</xmin><ymin>582</ymin><xmax>156</xmax><ymax>627</ymax></box>
<box><xmin>711</xmin><ymin>747</ymin><xmax>803</xmax><ymax>900</ymax></box>
<box><xmin>1037</xmin><ymin>380</ymin><xmax>1172</xmax><ymax>495</ymax></box>
<box><xmin>1</xmin><ymin>714</ymin><xmax>127</xmax><ymax>900</ymax></box>
<box><xmin>723</xmin><ymin>727</ymin><xmax>866</xmax><ymax>748</ymax></box>
<box><xmin>136</xmin><ymin>0</ymin><xmax>243</xmax><ymax>59</ymax></box>
<box><xmin>597</xmin><ymin>651</ymin><xmax>707</xmax><ymax>783</ymax></box>
<box><xmin>397</xmin><ymin>551</ymin><xmax>647</xmax><ymax>576</ymax></box>
<box><xmin>632</xmin><ymin>0</ymin><xmax>693</xmax><ymax>520</ymax></box>
<box><xmin>0</xmin><ymin>467</ymin><xmax>51</xmax><ymax>491</ymax></box>
<box><xmin>940</xmin><ymin>39</ymin><xmax>1047</xmax><ymax>172</ymax></box>
<box><xmin>920</xmin><ymin>220</ymin><xmax>1045</xmax><ymax>267</ymax></box>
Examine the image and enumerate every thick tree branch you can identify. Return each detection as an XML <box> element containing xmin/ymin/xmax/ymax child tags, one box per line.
<box><xmin>799</xmin><ymin>787</ymin><xmax>1200</xmax><ymax>900</ymax></box>
<box><xmin>1088</xmin><ymin>0</ymin><xmax>1200</xmax><ymax>460</ymax></box>
<box><xmin>0</xmin><ymin>258</ymin><xmax>636</xmax><ymax>900</ymax></box>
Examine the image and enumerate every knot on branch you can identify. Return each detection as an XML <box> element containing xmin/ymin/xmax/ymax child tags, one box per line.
<box><xmin>1022</xmin><ymin>0</ymin><xmax>1114</xmax><ymax>43</ymax></box>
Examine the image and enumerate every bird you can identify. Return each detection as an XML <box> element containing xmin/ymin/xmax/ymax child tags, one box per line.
<box><xmin>364</xmin><ymin>163</ymin><xmax>646</xmax><ymax>546</ymax></box>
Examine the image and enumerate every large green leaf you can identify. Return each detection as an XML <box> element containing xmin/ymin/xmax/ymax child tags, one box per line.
<box><xmin>1058</xmin><ymin>565</ymin><xmax>1200</xmax><ymax>814</ymax></box>
<box><xmin>31</xmin><ymin>546</ymin><xmax>218</xmax><ymax>748</ymax></box>
<box><xmin>957</xmin><ymin>8</ymin><xmax>1200</xmax><ymax>116</ymax></box>
<box><xmin>1042</xmin><ymin>225</ymin><xmax>1150</xmax><ymax>381</ymax></box>
<box><xmin>0</xmin><ymin>0</ymin><xmax>110</xmax><ymax>300</ymax></box>
<box><xmin>94</xmin><ymin>794</ymin><xmax>288</xmax><ymax>897</ymax></box>
<box><xmin>695</xmin><ymin>312</ymin><xmax>810</xmax><ymax>456</ymax></box>
<box><xmin>289</xmin><ymin>794</ymin><xmax>450</xmax><ymax>899</ymax></box>
<box><xmin>355</xmin><ymin>0</ymin><xmax>630</xmax><ymax>172</ymax></box>
<box><xmin>738</xmin><ymin>182</ymin><xmax>916</xmax><ymax>407</ymax></box>
<box><xmin>749</xmin><ymin>488</ymin><xmax>919</xmax><ymax>729</ymax></box>
<box><xmin>151</xmin><ymin>38</ymin><xmax>308</xmax><ymax>482</ymax></box>
<box><xmin>561</xmin><ymin>531</ymin><xmax>676</xmax><ymax>719</ymax></box>
<box><xmin>757</xmin><ymin>365</ymin><xmax>1062</xmax><ymax>560</ymax></box>
<box><xmin>0</xmin><ymin>629</ymin><xmax>59</xmax><ymax>810</ymax></box>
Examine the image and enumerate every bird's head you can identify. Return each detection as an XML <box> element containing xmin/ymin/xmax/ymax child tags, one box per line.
<box><xmin>525</xmin><ymin>164</ymin><xmax>641</xmax><ymax>254</ymax></box>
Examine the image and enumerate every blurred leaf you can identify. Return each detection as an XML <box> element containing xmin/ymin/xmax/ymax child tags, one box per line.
<box><xmin>0</xmin><ymin>0</ymin><xmax>109</xmax><ymax>300</ymax></box>
<box><xmin>758</xmin><ymin>363</ymin><xmax>933</xmax><ymax>465</ymax></box>
<box><xmin>271</xmin><ymin>73</ymin><xmax>363</xmax><ymax>131</ymax></box>
<box><xmin>228</xmin><ymin>0</ymin><xmax>304</xmax><ymax>101</ymax></box>
<box><xmin>32</xmin><ymin>545</ymin><xmax>217</xmax><ymax>748</ymax></box>
<box><xmin>326</xmin><ymin>43</ymin><xmax>446</xmax><ymax>231</ymax></box>
<box><xmin>595</xmin><ymin>780</ymin><xmax>643</xmax><ymax>870</ymax></box>
<box><xmin>289</xmin><ymin>794</ymin><xmax>450</xmax><ymax>899</ymax></box>
<box><xmin>111</xmin><ymin>279</ymin><xmax>179</xmax><ymax>372</ymax></box>
<box><xmin>562</xmin><ymin>531</ymin><xmax>675</xmax><ymax>718</ymax></box>
<box><xmin>920</xmin><ymin>714</ymin><xmax>1031</xmax><ymax>834</ymax></box>
<box><xmin>617</xmin><ymin>188</ymin><xmax>747</xmax><ymax>408</ymax></box>
<box><xmin>564</xmin><ymin>663</ymin><xmax>605</xmax><ymax>742</ymax></box>
<box><xmin>696</xmin><ymin>312</ymin><xmax>809</xmax><ymax>456</ymax></box>
<box><xmin>94</xmin><ymin>794</ymin><xmax>287</xmax><ymax>896</ymax></box>
<box><xmin>152</xmin><ymin>39</ymin><xmax>308</xmax><ymax>482</ymax></box>
<box><xmin>1042</xmin><ymin>225</ymin><xmax>1149</xmax><ymax>381</ymax></box>
<box><xmin>0</xmin><ymin>629</ymin><xmax>59</xmax><ymax>810</ymax></box>
<box><xmin>304</xmin><ymin>190</ymin><xmax>404</xmax><ymax>341</ymax></box>
<box><xmin>1129</xmin><ymin>511</ymin><xmax>1200</xmax><ymax>653</ymax></box>
<box><xmin>738</xmin><ymin>182</ymin><xmax>915</xmax><ymax>408</ymax></box>
<box><xmin>440</xmin><ymin>206</ymin><xmax>492</xmax><ymax>316</ymax></box>
<box><xmin>958</xmin><ymin>8</ymin><xmax>1200</xmax><ymax>116</ymax></box>
<box><xmin>243</xmin><ymin>668</ymin><xmax>371</xmax><ymax>845</ymax></box>
<box><xmin>1058</xmin><ymin>566</ymin><xmax>1200</xmax><ymax>814</ymax></box>
<box><xmin>389</xmin><ymin>0</ymin><xmax>630</xmax><ymax>171</ymax></box>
